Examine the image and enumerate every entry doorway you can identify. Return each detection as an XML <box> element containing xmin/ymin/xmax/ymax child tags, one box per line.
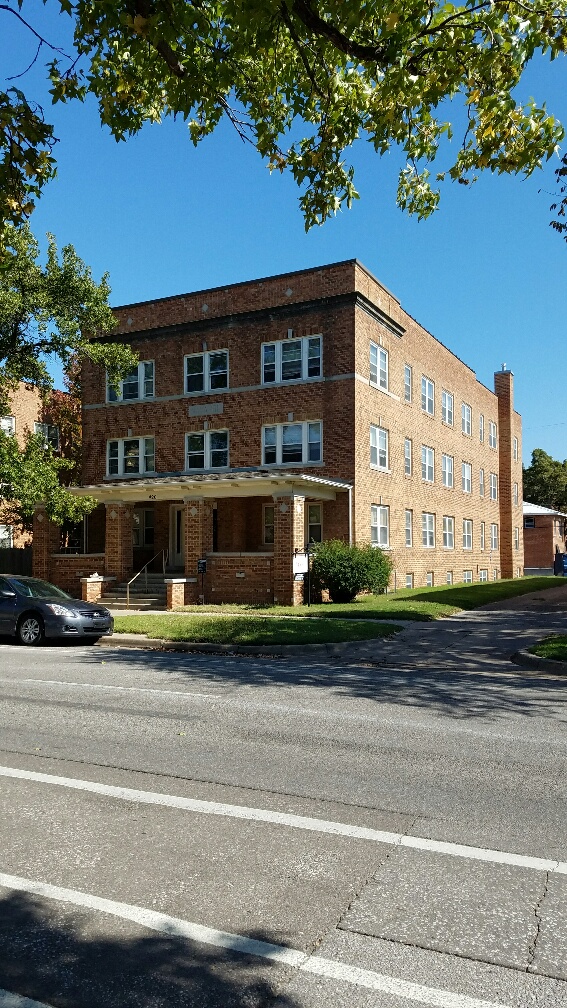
<box><xmin>169</xmin><ymin>505</ymin><xmax>185</xmax><ymax>568</ymax></box>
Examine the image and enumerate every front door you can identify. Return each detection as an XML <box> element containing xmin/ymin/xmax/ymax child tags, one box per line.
<box><xmin>169</xmin><ymin>505</ymin><xmax>185</xmax><ymax>569</ymax></box>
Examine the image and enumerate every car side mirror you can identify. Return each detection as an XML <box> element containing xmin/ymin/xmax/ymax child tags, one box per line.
<box><xmin>0</xmin><ymin>590</ymin><xmax>16</xmax><ymax>597</ymax></box>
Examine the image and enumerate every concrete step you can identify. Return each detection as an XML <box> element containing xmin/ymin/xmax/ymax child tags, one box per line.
<box><xmin>101</xmin><ymin>598</ymin><xmax>167</xmax><ymax>611</ymax></box>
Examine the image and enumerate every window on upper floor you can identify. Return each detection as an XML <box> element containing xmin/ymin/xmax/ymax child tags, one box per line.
<box><xmin>370</xmin><ymin>425</ymin><xmax>389</xmax><ymax>470</ymax></box>
<box><xmin>463</xmin><ymin>519</ymin><xmax>473</xmax><ymax>549</ymax></box>
<box><xmin>442</xmin><ymin>454</ymin><xmax>454</xmax><ymax>488</ymax></box>
<box><xmin>513</xmin><ymin>482</ymin><xmax>519</xmax><ymax>506</ymax></box>
<box><xmin>479</xmin><ymin>414</ymin><xmax>485</xmax><ymax>442</ymax></box>
<box><xmin>480</xmin><ymin>522</ymin><xmax>485</xmax><ymax>550</ymax></box>
<box><xmin>524</xmin><ymin>516</ymin><xmax>535</xmax><ymax>528</ymax></box>
<box><xmin>262</xmin><ymin>336</ymin><xmax>321</xmax><ymax>385</ymax></box>
<box><xmin>442</xmin><ymin>516</ymin><xmax>454</xmax><ymax>549</ymax></box>
<box><xmin>371</xmin><ymin>504</ymin><xmax>389</xmax><ymax>547</ymax></box>
<box><xmin>479</xmin><ymin>468</ymin><xmax>485</xmax><ymax>497</ymax></box>
<box><xmin>461</xmin><ymin>402</ymin><xmax>472</xmax><ymax>435</ymax></box>
<box><xmin>0</xmin><ymin>416</ymin><xmax>15</xmax><ymax>435</ymax></box>
<box><xmin>514</xmin><ymin>527</ymin><xmax>520</xmax><ymax>551</ymax></box>
<box><xmin>107</xmin><ymin>437</ymin><xmax>155</xmax><ymax>476</ymax></box>
<box><xmin>490</xmin><ymin>524</ymin><xmax>499</xmax><ymax>550</ymax></box>
<box><xmin>405</xmin><ymin>509</ymin><xmax>413</xmax><ymax>546</ymax></box>
<box><xmin>404</xmin><ymin>365</ymin><xmax>412</xmax><ymax>402</ymax></box>
<box><xmin>462</xmin><ymin>462</ymin><xmax>472</xmax><ymax>493</ymax></box>
<box><xmin>404</xmin><ymin>438</ymin><xmax>412</xmax><ymax>476</ymax></box>
<box><xmin>513</xmin><ymin>437</ymin><xmax>519</xmax><ymax>461</ymax></box>
<box><xmin>108</xmin><ymin>361</ymin><xmax>154</xmax><ymax>402</ymax></box>
<box><xmin>34</xmin><ymin>423</ymin><xmax>59</xmax><ymax>450</ymax></box>
<box><xmin>262</xmin><ymin>421</ymin><xmax>322</xmax><ymax>466</ymax></box>
<box><xmin>489</xmin><ymin>473</ymin><xmax>498</xmax><ymax>500</ymax></box>
<box><xmin>441</xmin><ymin>390</ymin><xmax>453</xmax><ymax>425</ymax></box>
<box><xmin>185</xmin><ymin>350</ymin><xmax>229</xmax><ymax>394</ymax></box>
<box><xmin>370</xmin><ymin>343</ymin><xmax>388</xmax><ymax>391</ymax></box>
<box><xmin>488</xmin><ymin>421</ymin><xmax>497</xmax><ymax>449</ymax></box>
<box><xmin>421</xmin><ymin>376</ymin><xmax>434</xmax><ymax>416</ymax></box>
<box><xmin>186</xmin><ymin>430</ymin><xmax>229</xmax><ymax>470</ymax></box>
<box><xmin>422</xmin><ymin>512</ymin><xmax>435</xmax><ymax>547</ymax></box>
<box><xmin>421</xmin><ymin>446</ymin><xmax>434</xmax><ymax>483</ymax></box>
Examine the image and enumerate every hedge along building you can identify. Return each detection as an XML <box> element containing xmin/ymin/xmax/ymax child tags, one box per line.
<box><xmin>32</xmin><ymin>260</ymin><xmax>524</xmax><ymax>606</ymax></box>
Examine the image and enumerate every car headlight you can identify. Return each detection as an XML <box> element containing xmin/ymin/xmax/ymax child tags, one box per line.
<box><xmin>46</xmin><ymin>603</ymin><xmax>80</xmax><ymax>617</ymax></box>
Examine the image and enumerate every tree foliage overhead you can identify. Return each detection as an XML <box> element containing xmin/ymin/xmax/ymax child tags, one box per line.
<box><xmin>523</xmin><ymin>447</ymin><xmax>567</xmax><ymax>512</ymax></box>
<box><xmin>1</xmin><ymin>1</ymin><xmax>566</xmax><ymax>232</ymax></box>
<box><xmin>0</xmin><ymin>223</ymin><xmax>136</xmax><ymax>409</ymax></box>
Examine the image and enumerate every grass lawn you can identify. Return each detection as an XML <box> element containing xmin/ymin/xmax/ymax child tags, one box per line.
<box><xmin>173</xmin><ymin>576</ymin><xmax>559</xmax><ymax>623</ymax></box>
<box><xmin>529</xmin><ymin>636</ymin><xmax>567</xmax><ymax>662</ymax></box>
<box><xmin>113</xmin><ymin>615</ymin><xmax>401</xmax><ymax>645</ymax></box>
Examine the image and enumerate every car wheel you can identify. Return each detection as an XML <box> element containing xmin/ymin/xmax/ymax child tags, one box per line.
<box><xmin>17</xmin><ymin>614</ymin><xmax>45</xmax><ymax>646</ymax></box>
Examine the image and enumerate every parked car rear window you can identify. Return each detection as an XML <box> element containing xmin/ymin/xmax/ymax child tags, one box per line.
<box><xmin>8</xmin><ymin>578</ymin><xmax>72</xmax><ymax>599</ymax></box>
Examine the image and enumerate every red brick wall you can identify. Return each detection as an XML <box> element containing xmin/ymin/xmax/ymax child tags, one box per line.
<box><xmin>524</xmin><ymin>515</ymin><xmax>566</xmax><ymax>568</ymax></box>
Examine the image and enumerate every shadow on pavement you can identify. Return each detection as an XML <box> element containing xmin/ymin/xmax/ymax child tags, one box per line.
<box><xmin>0</xmin><ymin>889</ymin><xmax>300</xmax><ymax>1008</ymax></box>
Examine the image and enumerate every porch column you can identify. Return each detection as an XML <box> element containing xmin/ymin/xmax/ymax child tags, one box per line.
<box><xmin>183</xmin><ymin>497</ymin><xmax>215</xmax><ymax>603</ymax></box>
<box><xmin>104</xmin><ymin>501</ymin><xmax>133</xmax><ymax>581</ymax></box>
<box><xmin>273</xmin><ymin>493</ymin><xmax>305</xmax><ymax>606</ymax></box>
<box><xmin>32</xmin><ymin>505</ymin><xmax>60</xmax><ymax>583</ymax></box>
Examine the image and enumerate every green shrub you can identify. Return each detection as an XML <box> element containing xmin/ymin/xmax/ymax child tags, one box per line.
<box><xmin>310</xmin><ymin>539</ymin><xmax>392</xmax><ymax>603</ymax></box>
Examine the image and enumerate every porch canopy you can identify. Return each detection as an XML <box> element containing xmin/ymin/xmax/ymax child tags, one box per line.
<box><xmin>69</xmin><ymin>470</ymin><xmax>352</xmax><ymax>503</ymax></box>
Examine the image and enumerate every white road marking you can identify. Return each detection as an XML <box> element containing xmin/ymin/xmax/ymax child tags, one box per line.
<box><xmin>0</xmin><ymin>991</ymin><xmax>55</xmax><ymax>1008</ymax></box>
<box><xmin>0</xmin><ymin>872</ymin><xmax>509</xmax><ymax>1008</ymax></box>
<box><xmin>1</xmin><ymin>765</ymin><xmax>564</xmax><ymax>875</ymax></box>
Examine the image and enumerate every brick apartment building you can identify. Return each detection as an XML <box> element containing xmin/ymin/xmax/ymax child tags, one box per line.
<box><xmin>523</xmin><ymin>502</ymin><xmax>567</xmax><ymax>574</ymax></box>
<box><xmin>33</xmin><ymin>260</ymin><xmax>524</xmax><ymax>606</ymax></box>
<box><xmin>1</xmin><ymin>383</ymin><xmax>59</xmax><ymax>552</ymax></box>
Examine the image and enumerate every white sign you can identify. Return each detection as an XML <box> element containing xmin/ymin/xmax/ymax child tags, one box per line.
<box><xmin>293</xmin><ymin>553</ymin><xmax>309</xmax><ymax>574</ymax></box>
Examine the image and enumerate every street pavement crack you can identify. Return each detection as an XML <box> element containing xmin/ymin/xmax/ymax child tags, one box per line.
<box><xmin>526</xmin><ymin>868</ymin><xmax>553</xmax><ymax>972</ymax></box>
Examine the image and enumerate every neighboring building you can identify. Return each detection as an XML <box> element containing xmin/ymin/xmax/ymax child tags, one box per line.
<box><xmin>33</xmin><ymin>260</ymin><xmax>524</xmax><ymax>605</ymax></box>
<box><xmin>0</xmin><ymin>383</ymin><xmax>60</xmax><ymax>551</ymax></box>
<box><xmin>523</xmin><ymin>501</ymin><xmax>567</xmax><ymax>575</ymax></box>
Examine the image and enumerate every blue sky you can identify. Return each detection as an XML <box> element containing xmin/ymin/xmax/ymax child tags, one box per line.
<box><xmin>3</xmin><ymin>5</ymin><xmax>566</xmax><ymax>465</ymax></box>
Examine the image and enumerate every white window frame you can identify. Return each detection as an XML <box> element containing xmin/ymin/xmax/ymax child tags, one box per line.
<box><xmin>479</xmin><ymin>468</ymin><xmax>485</xmax><ymax>497</ymax></box>
<box><xmin>489</xmin><ymin>473</ymin><xmax>498</xmax><ymax>500</ymax></box>
<box><xmin>479</xmin><ymin>569</ymin><xmax>488</xmax><ymax>582</ymax></box>
<box><xmin>405</xmin><ymin>510</ymin><xmax>413</xmax><ymax>547</ymax></box>
<box><xmin>426</xmin><ymin>572</ymin><xmax>434</xmax><ymax>587</ymax></box>
<box><xmin>480</xmin><ymin>522</ymin><xmax>485</xmax><ymax>550</ymax></box>
<box><xmin>441</xmin><ymin>390</ymin><xmax>453</xmax><ymax>426</ymax></box>
<box><xmin>261</xmin><ymin>335</ymin><xmax>322</xmax><ymax>385</ymax></box>
<box><xmin>185</xmin><ymin>429</ymin><xmax>229</xmax><ymax>470</ymax></box>
<box><xmin>462</xmin><ymin>519</ymin><xmax>473</xmax><ymax>550</ymax></box>
<box><xmin>107</xmin><ymin>360</ymin><xmax>154</xmax><ymax>402</ymax></box>
<box><xmin>262</xmin><ymin>421</ymin><xmax>322</xmax><ymax>466</ymax></box>
<box><xmin>404</xmin><ymin>438</ymin><xmax>412</xmax><ymax>476</ymax></box>
<box><xmin>370</xmin><ymin>343</ymin><xmax>388</xmax><ymax>391</ymax></box>
<box><xmin>463</xmin><ymin>570</ymin><xmax>473</xmax><ymax>583</ymax></box>
<box><xmin>493</xmin><ymin>569</ymin><xmax>499</xmax><ymax>581</ymax></box>
<box><xmin>461</xmin><ymin>402</ymin><xmax>472</xmax><ymax>435</ymax></box>
<box><xmin>513</xmin><ymin>482</ymin><xmax>519</xmax><ymax>506</ymax></box>
<box><xmin>514</xmin><ymin>526</ymin><xmax>520</xmax><ymax>551</ymax></box>
<box><xmin>442</xmin><ymin>516</ymin><xmax>454</xmax><ymax>549</ymax></box>
<box><xmin>442</xmin><ymin>454</ymin><xmax>454</xmax><ymax>488</ymax></box>
<box><xmin>488</xmin><ymin>421</ymin><xmax>497</xmax><ymax>449</ymax></box>
<box><xmin>34</xmin><ymin>422</ymin><xmax>60</xmax><ymax>450</ymax></box>
<box><xmin>107</xmin><ymin>437</ymin><xmax>155</xmax><ymax>477</ymax></box>
<box><xmin>490</xmin><ymin>523</ymin><xmax>499</xmax><ymax>550</ymax></box>
<box><xmin>422</xmin><ymin>512</ymin><xmax>435</xmax><ymax>548</ymax></box>
<box><xmin>185</xmin><ymin>350</ymin><xmax>229</xmax><ymax>394</ymax></box>
<box><xmin>0</xmin><ymin>415</ymin><xmax>15</xmax><ymax>435</ymax></box>
<box><xmin>405</xmin><ymin>574</ymin><xmax>414</xmax><ymax>588</ymax></box>
<box><xmin>370</xmin><ymin>425</ymin><xmax>389</xmax><ymax>470</ymax></box>
<box><xmin>371</xmin><ymin>504</ymin><xmax>389</xmax><ymax>547</ymax></box>
<box><xmin>446</xmin><ymin>571</ymin><xmax>453</xmax><ymax>585</ymax></box>
<box><xmin>404</xmin><ymin>365</ymin><xmax>412</xmax><ymax>402</ymax></box>
<box><xmin>513</xmin><ymin>437</ymin><xmax>518</xmax><ymax>461</ymax></box>
<box><xmin>479</xmin><ymin>414</ymin><xmax>485</xmax><ymax>443</ymax></box>
<box><xmin>462</xmin><ymin>462</ymin><xmax>472</xmax><ymax>493</ymax></box>
<box><xmin>421</xmin><ymin>445</ymin><xmax>434</xmax><ymax>483</ymax></box>
<box><xmin>421</xmin><ymin>376</ymin><xmax>434</xmax><ymax>416</ymax></box>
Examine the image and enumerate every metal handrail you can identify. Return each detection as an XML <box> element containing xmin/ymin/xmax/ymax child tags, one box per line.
<box><xmin>126</xmin><ymin>548</ymin><xmax>168</xmax><ymax>608</ymax></box>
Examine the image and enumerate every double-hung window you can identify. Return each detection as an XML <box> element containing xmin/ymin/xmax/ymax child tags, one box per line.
<box><xmin>34</xmin><ymin>423</ymin><xmax>59</xmax><ymax>450</ymax></box>
<box><xmin>461</xmin><ymin>402</ymin><xmax>472</xmax><ymax>435</ymax></box>
<box><xmin>404</xmin><ymin>438</ymin><xmax>412</xmax><ymax>476</ymax></box>
<box><xmin>443</xmin><ymin>516</ymin><xmax>454</xmax><ymax>549</ymax></box>
<box><xmin>371</xmin><ymin>505</ymin><xmax>389</xmax><ymax>547</ymax></box>
<box><xmin>107</xmin><ymin>437</ymin><xmax>155</xmax><ymax>476</ymax></box>
<box><xmin>370</xmin><ymin>343</ymin><xmax>388</xmax><ymax>390</ymax></box>
<box><xmin>422</xmin><ymin>512</ymin><xmax>435</xmax><ymax>547</ymax></box>
<box><xmin>421</xmin><ymin>376</ymin><xmax>434</xmax><ymax>415</ymax></box>
<box><xmin>462</xmin><ymin>462</ymin><xmax>472</xmax><ymax>493</ymax></box>
<box><xmin>463</xmin><ymin>519</ymin><xmax>473</xmax><ymax>549</ymax></box>
<box><xmin>0</xmin><ymin>416</ymin><xmax>15</xmax><ymax>435</ymax></box>
<box><xmin>108</xmin><ymin>361</ymin><xmax>154</xmax><ymax>402</ymax></box>
<box><xmin>479</xmin><ymin>568</ymin><xmax>488</xmax><ymax>582</ymax></box>
<box><xmin>479</xmin><ymin>414</ymin><xmax>485</xmax><ymax>442</ymax></box>
<box><xmin>421</xmin><ymin>446</ymin><xmax>434</xmax><ymax>483</ymax></box>
<box><xmin>405</xmin><ymin>510</ymin><xmax>413</xmax><ymax>546</ymax></box>
<box><xmin>488</xmin><ymin>421</ymin><xmax>497</xmax><ymax>449</ymax></box>
<box><xmin>262</xmin><ymin>336</ymin><xmax>321</xmax><ymax>384</ymax></box>
<box><xmin>370</xmin><ymin>426</ymin><xmax>388</xmax><ymax>470</ymax></box>
<box><xmin>490</xmin><ymin>524</ymin><xmax>499</xmax><ymax>550</ymax></box>
<box><xmin>480</xmin><ymin>522</ymin><xmax>486</xmax><ymax>550</ymax></box>
<box><xmin>404</xmin><ymin>365</ymin><xmax>412</xmax><ymax>402</ymax></box>
<box><xmin>513</xmin><ymin>482</ymin><xmax>519</xmax><ymax>506</ymax></box>
<box><xmin>463</xmin><ymin>570</ymin><xmax>473</xmax><ymax>583</ymax></box>
<box><xmin>185</xmin><ymin>350</ymin><xmax>229</xmax><ymax>393</ymax></box>
<box><xmin>186</xmin><ymin>430</ymin><xmax>229</xmax><ymax>469</ymax></box>
<box><xmin>513</xmin><ymin>437</ymin><xmax>519</xmax><ymax>461</ymax></box>
<box><xmin>262</xmin><ymin>421</ymin><xmax>322</xmax><ymax>465</ymax></box>
<box><xmin>479</xmin><ymin>468</ymin><xmax>485</xmax><ymax>497</ymax></box>
<box><xmin>441</xmin><ymin>390</ymin><xmax>453</xmax><ymax>425</ymax></box>
<box><xmin>514</xmin><ymin>527</ymin><xmax>520</xmax><ymax>551</ymax></box>
<box><xmin>442</xmin><ymin>454</ymin><xmax>453</xmax><ymax>488</ymax></box>
<box><xmin>490</xmin><ymin>473</ymin><xmax>498</xmax><ymax>500</ymax></box>
<box><xmin>307</xmin><ymin>503</ymin><xmax>323</xmax><ymax>543</ymax></box>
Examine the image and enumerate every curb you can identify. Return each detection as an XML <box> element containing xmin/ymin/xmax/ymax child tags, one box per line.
<box><xmin>96</xmin><ymin>633</ymin><xmax>374</xmax><ymax>656</ymax></box>
<box><xmin>510</xmin><ymin>650</ymin><xmax>567</xmax><ymax>677</ymax></box>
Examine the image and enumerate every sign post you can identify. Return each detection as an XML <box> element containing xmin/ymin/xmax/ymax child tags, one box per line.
<box><xmin>293</xmin><ymin>546</ymin><xmax>312</xmax><ymax>606</ymax></box>
<box><xmin>197</xmin><ymin>558</ymin><xmax>207</xmax><ymax>604</ymax></box>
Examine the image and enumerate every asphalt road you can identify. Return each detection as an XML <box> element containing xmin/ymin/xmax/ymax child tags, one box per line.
<box><xmin>0</xmin><ymin>634</ymin><xmax>566</xmax><ymax>1008</ymax></box>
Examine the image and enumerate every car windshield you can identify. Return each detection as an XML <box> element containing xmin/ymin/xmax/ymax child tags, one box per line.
<box><xmin>8</xmin><ymin>577</ymin><xmax>73</xmax><ymax>600</ymax></box>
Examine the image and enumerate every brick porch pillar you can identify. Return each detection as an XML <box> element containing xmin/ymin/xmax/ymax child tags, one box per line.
<box><xmin>273</xmin><ymin>493</ymin><xmax>305</xmax><ymax>606</ymax></box>
<box><xmin>183</xmin><ymin>497</ymin><xmax>215</xmax><ymax>603</ymax></box>
<box><xmin>32</xmin><ymin>505</ymin><xmax>60</xmax><ymax>583</ymax></box>
<box><xmin>104</xmin><ymin>502</ymin><xmax>133</xmax><ymax>581</ymax></box>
